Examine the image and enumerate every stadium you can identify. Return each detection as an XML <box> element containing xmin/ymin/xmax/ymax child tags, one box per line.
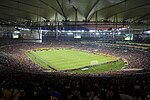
<box><xmin>0</xmin><ymin>0</ymin><xmax>150</xmax><ymax>100</ymax></box>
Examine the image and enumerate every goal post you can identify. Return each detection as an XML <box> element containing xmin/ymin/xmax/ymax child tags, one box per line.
<box><xmin>90</xmin><ymin>60</ymin><xmax>99</xmax><ymax>65</ymax></box>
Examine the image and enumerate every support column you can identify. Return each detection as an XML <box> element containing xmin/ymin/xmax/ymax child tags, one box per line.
<box><xmin>55</xmin><ymin>13</ymin><xmax>58</xmax><ymax>40</ymax></box>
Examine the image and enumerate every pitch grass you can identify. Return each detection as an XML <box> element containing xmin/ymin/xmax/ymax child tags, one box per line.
<box><xmin>27</xmin><ymin>49</ymin><xmax>125</xmax><ymax>73</ymax></box>
<box><xmin>71</xmin><ymin>59</ymin><xmax>125</xmax><ymax>74</ymax></box>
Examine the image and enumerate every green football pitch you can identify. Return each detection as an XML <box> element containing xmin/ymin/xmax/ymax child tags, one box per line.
<box><xmin>27</xmin><ymin>49</ymin><xmax>125</xmax><ymax>73</ymax></box>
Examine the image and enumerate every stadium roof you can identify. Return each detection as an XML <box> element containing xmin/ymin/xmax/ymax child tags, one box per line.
<box><xmin>0</xmin><ymin>0</ymin><xmax>150</xmax><ymax>23</ymax></box>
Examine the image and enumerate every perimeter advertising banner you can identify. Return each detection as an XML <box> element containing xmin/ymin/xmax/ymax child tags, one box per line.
<box><xmin>125</xmin><ymin>34</ymin><xmax>133</xmax><ymax>40</ymax></box>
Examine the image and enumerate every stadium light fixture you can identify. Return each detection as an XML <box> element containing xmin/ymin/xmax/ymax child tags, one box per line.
<box><xmin>18</xmin><ymin>27</ymin><xmax>30</xmax><ymax>31</ymax></box>
<box><xmin>118</xmin><ymin>32</ymin><xmax>121</xmax><ymax>34</ymax></box>
<box><xmin>147</xmin><ymin>30</ymin><xmax>150</xmax><ymax>33</ymax></box>
<box><xmin>89</xmin><ymin>30</ymin><xmax>95</xmax><ymax>32</ymax></box>
<box><xmin>77</xmin><ymin>30</ymin><xmax>81</xmax><ymax>32</ymax></box>
<box><xmin>96</xmin><ymin>33</ymin><xmax>99</xmax><ymax>35</ymax></box>
<box><xmin>110</xmin><ymin>32</ymin><xmax>113</xmax><ymax>34</ymax></box>
<box><xmin>41</xmin><ymin>30</ymin><xmax>48</xmax><ymax>32</ymax></box>
<box><xmin>118</xmin><ymin>28</ymin><xmax>127</xmax><ymax>31</ymax></box>
<box><xmin>62</xmin><ymin>30</ymin><xmax>65</xmax><ymax>32</ymax></box>
<box><xmin>144</xmin><ymin>30</ymin><xmax>150</xmax><ymax>34</ymax></box>
<box><xmin>67</xmin><ymin>32</ymin><xmax>73</xmax><ymax>35</ymax></box>
<box><xmin>47</xmin><ymin>23</ymin><xmax>50</xmax><ymax>25</ymax></box>
<box><xmin>103</xmin><ymin>30</ymin><xmax>108</xmax><ymax>33</ymax></box>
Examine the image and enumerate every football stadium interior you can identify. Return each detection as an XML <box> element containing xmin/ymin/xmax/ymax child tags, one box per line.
<box><xmin>0</xmin><ymin>0</ymin><xmax>150</xmax><ymax>100</ymax></box>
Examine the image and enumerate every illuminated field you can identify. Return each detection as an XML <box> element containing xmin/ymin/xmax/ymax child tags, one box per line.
<box><xmin>27</xmin><ymin>49</ymin><xmax>125</xmax><ymax>73</ymax></box>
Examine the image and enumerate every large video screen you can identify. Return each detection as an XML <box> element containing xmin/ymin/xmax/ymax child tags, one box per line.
<box><xmin>23</xmin><ymin>31</ymin><xmax>39</xmax><ymax>39</ymax></box>
<box><xmin>125</xmin><ymin>34</ymin><xmax>133</xmax><ymax>40</ymax></box>
<box><xmin>74</xmin><ymin>33</ymin><xmax>81</xmax><ymax>38</ymax></box>
<box><xmin>13</xmin><ymin>31</ymin><xmax>20</xmax><ymax>38</ymax></box>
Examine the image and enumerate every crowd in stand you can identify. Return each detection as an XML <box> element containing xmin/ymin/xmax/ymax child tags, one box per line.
<box><xmin>0</xmin><ymin>41</ymin><xmax>150</xmax><ymax>100</ymax></box>
<box><xmin>0</xmin><ymin>70</ymin><xmax>150</xmax><ymax>100</ymax></box>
